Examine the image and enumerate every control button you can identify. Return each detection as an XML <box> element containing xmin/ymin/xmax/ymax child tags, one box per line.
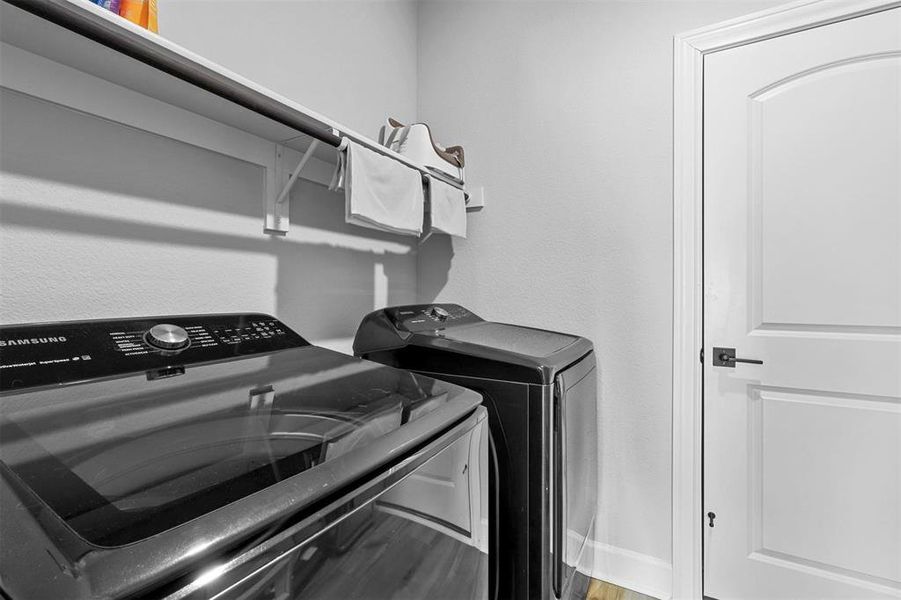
<box><xmin>427</xmin><ymin>306</ymin><xmax>450</xmax><ymax>321</ymax></box>
<box><xmin>145</xmin><ymin>324</ymin><xmax>190</xmax><ymax>350</ymax></box>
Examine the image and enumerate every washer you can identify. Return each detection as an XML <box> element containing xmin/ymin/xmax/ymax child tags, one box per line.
<box><xmin>354</xmin><ymin>304</ymin><xmax>598</xmax><ymax>600</ymax></box>
<box><xmin>0</xmin><ymin>313</ymin><xmax>488</xmax><ymax>600</ymax></box>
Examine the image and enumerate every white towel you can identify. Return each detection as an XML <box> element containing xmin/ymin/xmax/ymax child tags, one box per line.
<box><xmin>426</xmin><ymin>176</ymin><xmax>467</xmax><ymax>238</ymax></box>
<box><xmin>329</xmin><ymin>138</ymin><xmax>424</xmax><ymax>236</ymax></box>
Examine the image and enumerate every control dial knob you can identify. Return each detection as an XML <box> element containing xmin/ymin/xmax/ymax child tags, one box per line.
<box><xmin>145</xmin><ymin>324</ymin><xmax>190</xmax><ymax>350</ymax></box>
<box><xmin>427</xmin><ymin>306</ymin><xmax>450</xmax><ymax>321</ymax></box>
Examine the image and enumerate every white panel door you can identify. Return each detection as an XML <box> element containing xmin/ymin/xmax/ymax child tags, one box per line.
<box><xmin>703</xmin><ymin>6</ymin><xmax>901</xmax><ymax>599</ymax></box>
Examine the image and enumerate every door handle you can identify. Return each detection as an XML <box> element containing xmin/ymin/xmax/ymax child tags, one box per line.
<box><xmin>713</xmin><ymin>347</ymin><xmax>763</xmax><ymax>367</ymax></box>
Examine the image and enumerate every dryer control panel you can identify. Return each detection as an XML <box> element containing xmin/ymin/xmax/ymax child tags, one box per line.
<box><xmin>384</xmin><ymin>304</ymin><xmax>481</xmax><ymax>333</ymax></box>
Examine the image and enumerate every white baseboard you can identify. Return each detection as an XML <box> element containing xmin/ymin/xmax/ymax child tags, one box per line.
<box><xmin>584</xmin><ymin>540</ymin><xmax>673</xmax><ymax>599</ymax></box>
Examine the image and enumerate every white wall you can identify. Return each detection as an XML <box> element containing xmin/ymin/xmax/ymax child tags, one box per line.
<box><xmin>416</xmin><ymin>1</ymin><xmax>782</xmax><ymax>596</ymax></box>
<box><xmin>0</xmin><ymin>1</ymin><xmax>792</xmax><ymax>595</ymax></box>
<box><xmin>157</xmin><ymin>0</ymin><xmax>420</xmax><ymax>140</ymax></box>
<box><xmin>0</xmin><ymin>0</ymin><xmax>419</xmax><ymax>352</ymax></box>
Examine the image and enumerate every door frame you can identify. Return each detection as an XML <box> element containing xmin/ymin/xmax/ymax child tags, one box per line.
<box><xmin>671</xmin><ymin>1</ymin><xmax>900</xmax><ymax>597</ymax></box>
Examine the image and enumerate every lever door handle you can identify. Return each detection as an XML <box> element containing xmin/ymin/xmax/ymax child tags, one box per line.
<box><xmin>713</xmin><ymin>347</ymin><xmax>763</xmax><ymax>368</ymax></box>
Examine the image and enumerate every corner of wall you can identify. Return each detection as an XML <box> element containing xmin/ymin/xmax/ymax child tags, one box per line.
<box><xmin>414</xmin><ymin>0</ymin><xmax>422</xmax><ymax>124</ymax></box>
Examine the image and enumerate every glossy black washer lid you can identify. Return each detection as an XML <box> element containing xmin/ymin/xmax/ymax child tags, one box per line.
<box><xmin>437</xmin><ymin>322</ymin><xmax>579</xmax><ymax>357</ymax></box>
<box><xmin>0</xmin><ymin>344</ymin><xmax>478</xmax><ymax>548</ymax></box>
<box><xmin>354</xmin><ymin>305</ymin><xmax>594</xmax><ymax>384</ymax></box>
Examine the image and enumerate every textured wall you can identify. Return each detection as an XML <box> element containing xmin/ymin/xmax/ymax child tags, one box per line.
<box><xmin>0</xmin><ymin>0</ymin><xmax>420</xmax><ymax>354</ymax></box>
<box><xmin>157</xmin><ymin>0</ymin><xmax>420</xmax><ymax>140</ymax></box>
<box><xmin>416</xmin><ymin>0</ymin><xmax>783</xmax><ymax>583</ymax></box>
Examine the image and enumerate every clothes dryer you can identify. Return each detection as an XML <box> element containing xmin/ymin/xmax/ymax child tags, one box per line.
<box><xmin>354</xmin><ymin>304</ymin><xmax>597</xmax><ymax>600</ymax></box>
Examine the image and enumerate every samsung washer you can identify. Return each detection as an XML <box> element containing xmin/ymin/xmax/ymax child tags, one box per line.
<box><xmin>0</xmin><ymin>313</ymin><xmax>488</xmax><ymax>600</ymax></box>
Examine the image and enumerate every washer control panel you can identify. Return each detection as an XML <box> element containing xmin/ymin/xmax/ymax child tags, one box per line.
<box><xmin>385</xmin><ymin>304</ymin><xmax>480</xmax><ymax>333</ymax></box>
<box><xmin>0</xmin><ymin>313</ymin><xmax>307</xmax><ymax>392</ymax></box>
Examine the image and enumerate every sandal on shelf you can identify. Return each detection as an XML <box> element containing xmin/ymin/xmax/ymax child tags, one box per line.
<box><xmin>379</xmin><ymin>117</ymin><xmax>465</xmax><ymax>184</ymax></box>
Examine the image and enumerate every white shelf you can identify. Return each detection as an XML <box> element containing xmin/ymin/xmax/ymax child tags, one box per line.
<box><xmin>0</xmin><ymin>0</ymin><xmax>469</xmax><ymax>234</ymax></box>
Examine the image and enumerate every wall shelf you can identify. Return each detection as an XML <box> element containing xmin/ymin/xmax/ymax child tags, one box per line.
<box><xmin>0</xmin><ymin>0</ymin><xmax>470</xmax><ymax>234</ymax></box>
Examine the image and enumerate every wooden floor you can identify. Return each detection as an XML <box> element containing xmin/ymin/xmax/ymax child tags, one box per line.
<box><xmin>585</xmin><ymin>579</ymin><xmax>657</xmax><ymax>600</ymax></box>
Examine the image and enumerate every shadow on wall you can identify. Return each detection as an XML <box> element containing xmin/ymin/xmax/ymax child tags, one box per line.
<box><xmin>416</xmin><ymin>231</ymin><xmax>454</xmax><ymax>303</ymax></box>
<box><xmin>0</xmin><ymin>201</ymin><xmax>414</xmax><ymax>338</ymax></box>
<box><xmin>0</xmin><ymin>91</ymin><xmax>417</xmax><ymax>343</ymax></box>
<box><xmin>279</xmin><ymin>180</ymin><xmax>419</xmax><ymax>341</ymax></box>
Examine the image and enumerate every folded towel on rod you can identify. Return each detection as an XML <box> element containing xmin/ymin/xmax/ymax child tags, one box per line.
<box><xmin>425</xmin><ymin>175</ymin><xmax>467</xmax><ymax>239</ymax></box>
<box><xmin>329</xmin><ymin>138</ymin><xmax>424</xmax><ymax>236</ymax></box>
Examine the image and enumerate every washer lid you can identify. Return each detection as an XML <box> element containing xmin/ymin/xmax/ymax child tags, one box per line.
<box><xmin>353</xmin><ymin>306</ymin><xmax>595</xmax><ymax>384</ymax></box>
<box><xmin>0</xmin><ymin>345</ymin><xmax>477</xmax><ymax>548</ymax></box>
<box><xmin>439</xmin><ymin>322</ymin><xmax>579</xmax><ymax>358</ymax></box>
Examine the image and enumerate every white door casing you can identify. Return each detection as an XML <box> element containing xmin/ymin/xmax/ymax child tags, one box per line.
<box><xmin>674</xmin><ymin>2</ymin><xmax>901</xmax><ymax>598</ymax></box>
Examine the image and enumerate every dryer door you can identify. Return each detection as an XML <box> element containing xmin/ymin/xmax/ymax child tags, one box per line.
<box><xmin>552</xmin><ymin>353</ymin><xmax>598</xmax><ymax>598</ymax></box>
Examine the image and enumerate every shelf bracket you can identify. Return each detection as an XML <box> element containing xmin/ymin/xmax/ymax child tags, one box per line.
<box><xmin>264</xmin><ymin>139</ymin><xmax>321</xmax><ymax>235</ymax></box>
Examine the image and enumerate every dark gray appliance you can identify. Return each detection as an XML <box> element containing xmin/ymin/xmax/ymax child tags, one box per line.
<box><xmin>354</xmin><ymin>304</ymin><xmax>598</xmax><ymax>600</ymax></box>
<box><xmin>0</xmin><ymin>313</ymin><xmax>488</xmax><ymax>600</ymax></box>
